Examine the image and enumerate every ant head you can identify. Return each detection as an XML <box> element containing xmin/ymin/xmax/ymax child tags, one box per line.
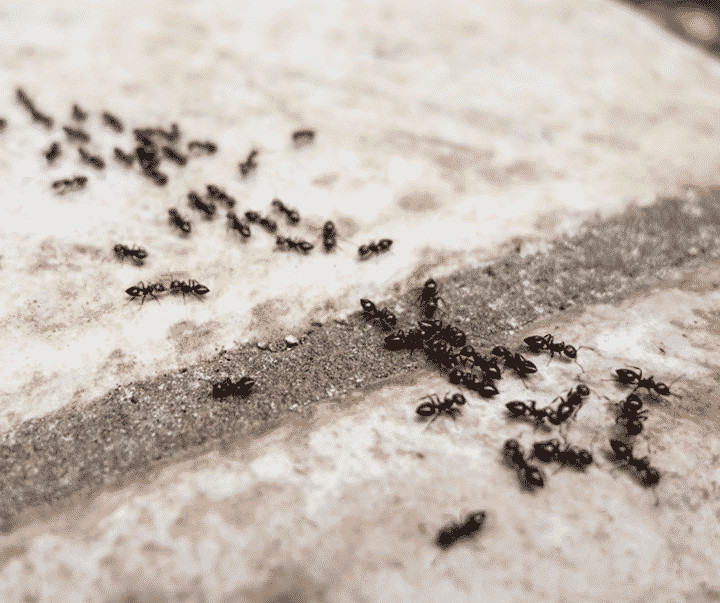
<box><xmin>575</xmin><ymin>384</ymin><xmax>590</xmax><ymax>397</ymax></box>
<box><xmin>194</xmin><ymin>284</ymin><xmax>209</xmax><ymax>296</ymax></box>
<box><xmin>245</xmin><ymin>210</ymin><xmax>260</xmax><ymax>221</ymax></box>
<box><xmin>504</xmin><ymin>439</ymin><xmax>521</xmax><ymax>454</ymax></box>
<box><xmin>654</xmin><ymin>382</ymin><xmax>670</xmax><ymax>396</ymax></box>
<box><xmin>288</xmin><ymin>210</ymin><xmax>301</xmax><ymax>223</ymax></box>
<box><xmin>641</xmin><ymin>467</ymin><xmax>661</xmax><ymax>487</ymax></box>
<box><xmin>466</xmin><ymin>510</ymin><xmax>486</xmax><ymax>527</ymax></box>
<box><xmin>113</xmin><ymin>244</ymin><xmax>125</xmax><ymax>254</ymax></box>
<box><xmin>625</xmin><ymin>394</ymin><xmax>643</xmax><ymax>410</ymax></box>
<box><xmin>451</xmin><ymin>393</ymin><xmax>466</xmax><ymax>406</ymax></box>
<box><xmin>564</xmin><ymin>345</ymin><xmax>577</xmax><ymax>358</ymax></box>
<box><xmin>424</xmin><ymin>278</ymin><xmax>437</xmax><ymax>292</ymax></box>
<box><xmin>478</xmin><ymin>380</ymin><xmax>499</xmax><ymax>398</ymax></box>
<box><xmin>523</xmin><ymin>465</ymin><xmax>545</xmax><ymax>489</ymax></box>
<box><xmin>322</xmin><ymin>221</ymin><xmax>335</xmax><ymax>235</ymax></box>
<box><xmin>360</xmin><ymin>299</ymin><xmax>376</xmax><ymax>313</ymax></box>
<box><xmin>271</xmin><ymin>198</ymin><xmax>283</xmax><ymax>209</ymax></box>
<box><xmin>523</xmin><ymin>335</ymin><xmax>546</xmax><ymax>350</ymax></box>
<box><xmin>448</xmin><ymin>368</ymin><xmax>463</xmax><ymax>384</ymax></box>
<box><xmin>609</xmin><ymin>439</ymin><xmax>632</xmax><ymax>459</ymax></box>
<box><xmin>491</xmin><ymin>345</ymin><xmax>509</xmax><ymax>358</ymax></box>
<box><xmin>506</xmin><ymin>401</ymin><xmax>529</xmax><ymax>416</ymax></box>
<box><xmin>125</xmin><ymin>286</ymin><xmax>140</xmax><ymax>296</ymax></box>
<box><xmin>616</xmin><ymin>368</ymin><xmax>640</xmax><ymax>384</ymax></box>
<box><xmin>299</xmin><ymin>242</ymin><xmax>314</xmax><ymax>253</ymax></box>
<box><xmin>624</xmin><ymin>419</ymin><xmax>644</xmax><ymax>436</ymax></box>
<box><xmin>378</xmin><ymin>239</ymin><xmax>393</xmax><ymax>250</ymax></box>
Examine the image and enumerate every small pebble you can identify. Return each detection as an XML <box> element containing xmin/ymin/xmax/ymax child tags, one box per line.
<box><xmin>285</xmin><ymin>335</ymin><xmax>299</xmax><ymax>348</ymax></box>
<box><xmin>257</xmin><ymin>342</ymin><xmax>269</xmax><ymax>350</ymax></box>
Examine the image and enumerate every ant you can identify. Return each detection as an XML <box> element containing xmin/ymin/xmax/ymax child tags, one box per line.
<box><xmin>492</xmin><ymin>346</ymin><xmax>537</xmax><ymax>378</ymax></box>
<box><xmin>227</xmin><ymin>212</ymin><xmax>251</xmax><ymax>238</ymax></box>
<box><xmin>416</xmin><ymin>392</ymin><xmax>466</xmax><ymax>424</ymax></box>
<box><xmin>246</xmin><ymin>211</ymin><xmax>277</xmax><ymax>233</ymax></box>
<box><xmin>615</xmin><ymin>367</ymin><xmax>671</xmax><ymax>396</ymax></box>
<box><xmin>547</xmin><ymin>384</ymin><xmax>591</xmax><ymax>426</ymax></box>
<box><xmin>102</xmin><ymin>112</ymin><xmax>124</xmax><ymax>133</ymax></box>
<box><xmin>448</xmin><ymin>367</ymin><xmax>499</xmax><ymax>398</ymax></box>
<box><xmin>114</xmin><ymin>148</ymin><xmax>135</xmax><ymax>166</ymax></box>
<box><xmin>505</xmin><ymin>400</ymin><xmax>554</xmax><ymax>427</ymax></box>
<box><xmin>271</xmin><ymin>198</ymin><xmax>300</xmax><ymax>224</ymax></box>
<box><xmin>114</xmin><ymin>244</ymin><xmax>148</xmax><ymax>264</ymax></box>
<box><xmin>360</xmin><ymin>299</ymin><xmax>397</xmax><ymax>331</ymax></box>
<box><xmin>358</xmin><ymin>239</ymin><xmax>393</xmax><ymax>260</ymax></box>
<box><xmin>168</xmin><ymin>208</ymin><xmax>191</xmax><ymax>234</ymax></box>
<box><xmin>78</xmin><ymin>148</ymin><xmax>105</xmax><ymax>169</ymax></box>
<box><xmin>16</xmin><ymin>88</ymin><xmax>53</xmax><ymax>128</ymax></box>
<box><xmin>188</xmin><ymin>191</ymin><xmax>216</xmax><ymax>218</ymax></box>
<box><xmin>239</xmin><ymin>149</ymin><xmax>259</xmax><ymax>177</ymax></box>
<box><xmin>212</xmin><ymin>376</ymin><xmax>255</xmax><ymax>399</ymax></box>
<box><xmin>417</xmin><ymin>320</ymin><xmax>466</xmax><ymax>348</ymax></box>
<box><xmin>0</xmin><ymin>117</ymin><xmax>6</xmax><ymax>132</ymax></box>
<box><xmin>276</xmin><ymin>236</ymin><xmax>313</xmax><ymax>254</ymax></box>
<box><xmin>145</xmin><ymin>168</ymin><xmax>168</xmax><ymax>186</ymax></box>
<box><xmin>169</xmin><ymin>279</ymin><xmax>209</xmax><ymax>300</ymax></box>
<box><xmin>615</xmin><ymin>393</ymin><xmax>648</xmax><ymax>436</ymax></box>
<box><xmin>418</xmin><ymin>278</ymin><xmax>443</xmax><ymax>318</ymax></box>
<box><xmin>609</xmin><ymin>439</ymin><xmax>661</xmax><ymax>488</ymax></box>
<box><xmin>503</xmin><ymin>439</ymin><xmax>545</xmax><ymax>491</ymax></box>
<box><xmin>63</xmin><ymin>126</ymin><xmax>91</xmax><ymax>143</ymax></box>
<box><xmin>458</xmin><ymin>346</ymin><xmax>502</xmax><ymax>380</ymax></box>
<box><xmin>162</xmin><ymin>146</ymin><xmax>188</xmax><ymax>166</ymax></box>
<box><xmin>291</xmin><ymin>129</ymin><xmax>315</xmax><ymax>147</ymax></box>
<box><xmin>206</xmin><ymin>185</ymin><xmax>235</xmax><ymax>208</ymax></box>
<box><xmin>322</xmin><ymin>221</ymin><xmax>337</xmax><ymax>252</ymax></box>
<box><xmin>435</xmin><ymin>510</ymin><xmax>486</xmax><ymax>549</ymax></box>
<box><xmin>384</xmin><ymin>328</ymin><xmax>425</xmax><ymax>351</ymax></box>
<box><xmin>188</xmin><ymin>140</ymin><xmax>217</xmax><ymax>155</ymax></box>
<box><xmin>52</xmin><ymin>176</ymin><xmax>87</xmax><ymax>194</ymax></box>
<box><xmin>530</xmin><ymin>438</ymin><xmax>593</xmax><ymax>471</ymax></box>
<box><xmin>125</xmin><ymin>281</ymin><xmax>166</xmax><ymax>304</ymax></box>
<box><xmin>44</xmin><ymin>142</ymin><xmax>61</xmax><ymax>163</ymax></box>
<box><xmin>524</xmin><ymin>334</ymin><xmax>577</xmax><ymax>360</ymax></box>
<box><xmin>72</xmin><ymin>104</ymin><xmax>88</xmax><ymax>121</ymax></box>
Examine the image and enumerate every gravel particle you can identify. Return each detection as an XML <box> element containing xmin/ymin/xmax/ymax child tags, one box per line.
<box><xmin>285</xmin><ymin>335</ymin><xmax>299</xmax><ymax>348</ymax></box>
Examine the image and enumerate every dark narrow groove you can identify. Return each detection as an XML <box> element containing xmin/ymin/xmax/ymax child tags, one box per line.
<box><xmin>2</xmin><ymin>193</ymin><xmax>720</xmax><ymax>532</ymax></box>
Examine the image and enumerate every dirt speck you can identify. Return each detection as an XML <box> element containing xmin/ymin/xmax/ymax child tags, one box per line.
<box><xmin>397</xmin><ymin>191</ymin><xmax>440</xmax><ymax>213</ymax></box>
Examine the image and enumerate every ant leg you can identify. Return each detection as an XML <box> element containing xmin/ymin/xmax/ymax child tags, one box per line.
<box><xmin>423</xmin><ymin>413</ymin><xmax>441</xmax><ymax>431</ymax></box>
<box><xmin>573</xmin><ymin>358</ymin><xmax>586</xmax><ymax>373</ymax></box>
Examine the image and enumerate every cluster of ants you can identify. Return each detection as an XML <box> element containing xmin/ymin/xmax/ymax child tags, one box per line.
<box><xmin>360</xmin><ymin>277</ymin><xmax>676</xmax><ymax>549</ymax></box>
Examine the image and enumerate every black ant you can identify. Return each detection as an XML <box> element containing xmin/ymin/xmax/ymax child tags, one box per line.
<box><xmin>227</xmin><ymin>212</ymin><xmax>251</xmax><ymax>238</ymax></box>
<box><xmin>547</xmin><ymin>384</ymin><xmax>591</xmax><ymax>426</ymax></box>
<box><xmin>239</xmin><ymin>149</ymin><xmax>259</xmax><ymax>177</ymax></box>
<box><xmin>505</xmin><ymin>400</ymin><xmax>554</xmax><ymax>427</ymax></box>
<box><xmin>51</xmin><ymin>176</ymin><xmax>87</xmax><ymax>194</ymax></box>
<box><xmin>145</xmin><ymin>169</ymin><xmax>168</xmax><ymax>186</ymax></box>
<box><xmin>276</xmin><ymin>236</ymin><xmax>313</xmax><ymax>254</ymax></box>
<box><xmin>188</xmin><ymin>191</ymin><xmax>216</xmax><ymax>218</ymax></box>
<box><xmin>492</xmin><ymin>346</ymin><xmax>537</xmax><ymax>378</ymax></box>
<box><xmin>322</xmin><ymin>221</ymin><xmax>337</xmax><ymax>252</ymax></box>
<box><xmin>418</xmin><ymin>320</ymin><xmax>466</xmax><ymax>348</ymax></box>
<box><xmin>114</xmin><ymin>148</ymin><xmax>135</xmax><ymax>166</ymax></box>
<box><xmin>206</xmin><ymin>185</ymin><xmax>235</xmax><ymax>208</ymax></box>
<box><xmin>162</xmin><ymin>146</ymin><xmax>188</xmax><ymax>166</ymax></box>
<box><xmin>169</xmin><ymin>279</ymin><xmax>209</xmax><ymax>300</ymax></box>
<box><xmin>168</xmin><ymin>208</ymin><xmax>191</xmax><ymax>234</ymax></box>
<box><xmin>78</xmin><ymin>148</ymin><xmax>105</xmax><ymax>169</ymax></box>
<box><xmin>271</xmin><ymin>198</ymin><xmax>300</xmax><ymax>224</ymax></box>
<box><xmin>503</xmin><ymin>439</ymin><xmax>545</xmax><ymax>491</ymax></box>
<box><xmin>384</xmin><ymin>328</ymin><xmax>424</xmax><ymax>351</ymax></box>
<box><xmin>416</xmin><ymin>392</ymin><xmax>466</xmax><ymax>424</ymax></box>
<box><xmin>530</xmin><ymin>438</ymin><xmax>593</xmax><ymax>471</ymax></box>
<box><xmin>458</xmin><ymin>346</ymin><xmax>502</xmax><ymax>380</ymax></box>
<box><xmin>212</xmin><ymin>376</ymin><xmax>255</xmax><ymax>399</ymax></box>
<box><xmin>44</xmin><ymin>142</ymin><xmax>61</xmax><ymax>163</ymax></box>
<box><xmin>609</xmin><ymin>439</ymin><xmax>661</xmax><ymax>488</ymax></box>
<box><xmin>418</xmin><ymin>278</ymin><xmax>443</xmax><ymax>318</ymax></box>
<box><xmin>360</xmin><ymin>299</ymin><xmax>397</xmax><ymax>331</ymax></box>
<box><xmin>245</xmin><ymin>211</ymin><xmax>277</xmax><ymax>233</ymax></box>
<box><xmin>16</xmin><ymin>88</ymin><xmax>53</xmax><ymax>128</ymax></box>
<box><xmin>125</xmin><ymin>281</ymin><xmax>166</xmax><ymax>304</ymax></box>
<box><xmin>448</xmin><ymin>367</ymin><xmax>499</xmax><ymax>398</ymax></box>
<box><xmin>292</xmin><ymin>129</ymin><xmax>315</xmax><ymax>147</ymax></box>
<box><xmin>188</xmin><ymin>140</ymin><xmax>217</xmax><ymax>155</ymax></box>
<box><xmin>102</xmin><ymin>112</ymin><xmax>124</xmax><ymax>133</ymax></box>
<box><xmin>358</xmin><ymin>239</ymin><xmax>393</xmax><ymax>260</ymax></box>
<box><xmin>0</xmin><ymin>117</ymin><xmax>6</xmax><ymax>132</ymax></box>
<box><xmin>524</xmin><ymin>334</ymin><xmax>577</xmax><ymax>359</ymax></box>
<box><xmin>615</xmin><ymin>394</ymin><xmax>648</xmax><ymax>436</ymax></box>
<box><xmin>615</xmin><ymin>367</ymin><xmax>671</xmax><ymax>396</ymax></box>
<box><xmin>435</xmin><ymin>510</ymin><xmax>486</xmax><ymax>549</ymax></box>
<box><xmin>114</xmin><ymin>244</ymin><xmax>148</xmax><ymax>264</ymax></box>
<box><xmin>72</xmin><ymin>104</ymin><xmax>88</xmax><ymax>121</ymax></box>
<box><xmin>63</xmin><ymin>126</ymin><xmax>91</xmax><ymax>143</ymax></box>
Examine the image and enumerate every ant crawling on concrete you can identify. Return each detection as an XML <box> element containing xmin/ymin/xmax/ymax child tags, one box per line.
<box><xmin>114</xmin><ymin>244</ymin><xmax>148</xmax><ymax>265</ymax></box>
<box><xmin>524</xmin><ymin>334</ymin><xmax>577</xmax><ymax>360</ymax></box>
<box><xmin>505</xmin><ymin>400</ymin><xmax>554</xmax><ymax>428</ymax></box>
<box><xmin>227</xmin><ymin>212</ymin><xmax>251</xmax><ymax>238</ymax></box>
<box><xmin>448</xmin><ymin>367</ymin><xmax>499</xmax><ymax>398</ymax></box>
<box><xmin>125</xmin><ymin>281</ymin><xmax>166</xmax><ymax>304</ymax></box>
<box><xmin>168</xmin><ymin>208</ymin><xmax>192</xmax><ymax>235</ymax></box>
<box><xmin>212</xmin><ymin>376</ymin><xmax>255</xmax><ymax>398</ymax></box>
<box><xmin>239</xmin><ymin>149</ymin><xmax>259</xmax><ymax>177</ymax></box>
<box><xmin>546</xmin><ymin>384</ymin><xmax>591</xmax><ymax>427</ymax></box>
<box><xmin>207</xmin><ymin>185</ymin><xmax>235</xmax><ymax>208</ymax></box>
<box><xmin>358</xmin><ymin>239</ymin><xmax>393</xmax><ymax>260</ymax></box>
<box><xmin>435</xmin><ymin>510</ymin><xmax>486</xmax><ymax>549</ymax></box>
<box><xmin>162</xmin><ymin>146</ymin><xmax>188</xmax><ymax>166</ymax></box>
<box><xmin>418</xmin><ymin>320</ymin><xmax>466</xmax><ymax>348</ymax></box>
<box><xmin>245</xmin><ymin>210</ymin><xmax>277</xmax><ymax>233</ymax></box>
<box><xmin>114</xmin><ymin>148</ymin><xmax>135</xmax><ymax>166</ymax></box>
<box><xmin>615</xmin><ymin>394</ymin><xmax>648</xmax><ymax>436</ymax></box>
<box><xmin>530</xmin><ymin>438</ymin><xmax>593</xmax><ymax>471</ymax></box>
<box><xmin>169</xmin><ymin>279</ymin><xmax>209</xmax><ymax>300</ymax></box>
<box><xmin>291</xmin><ymin>129</ymin><xmax>315</xmax><ymax>147</ymax></box>
<box><xmin>63</xmin><ymin>126</ymin><xmax>91</xmax><ymax>143</ymax></box>
<box><xmin>271</xmin><ymin>198</ymin><xmax>300</xmax><ymax>224</ymax></box>
<box><xmin>615</xmin><ymin>367</ymin><xmax>672</xmax><ymax>396</ymax></box>
<box><xmin>52</xmin><ymin>176</ymin><xmax>87</xmax><ymax>194</ymax></box>
<box><xmin>360</xmin><ymin>299</ymin><xmax>397</xmax><ymax>331</ymax></box>
<box><xmin>418</xmin><ymin>278</ymin><xmax>444</xmax><ymax>318</ymax></box>
<box><xmin>503</xmin><ymin>439</ymin><xmax>545</xmax><ymax>491</ymax></box>
<box><xmin>16</xmin><ymin>88</ymin><xmax>53</xmax><ymax>128</ymax></box>
<box><xmin>188</xmin><ymin>191</ymin><xmax>216</xmax><ymax>218</ymax></box>
<box><xmin>78</xmin><ymin>148</ymin><xmax>105</xmax><ymax>169</ymax></box>
<box><xmin>609</xmin><ymin>439</ymin><xmax>661</xmax><ymax>489</ymax></box>
<box><xmin>492</xmin><ymin>346</ymin><xmax>537</xmax><ymax>378</ymax></box>
<box><xmin>322</xmin><ymin>221</ymin><xmax>337</xmax><ymax>252</ymax></box>
<box><xmin>416</xmin><ymin>392</ymin><xmax>466</xmax><ymax>425</ymax></box>
<box><xmin>276</xmin><ymin>235</ymin><xmax>313</xmax><ymax>254</ymax></box>
<box><xmin>44</xmin><ymin>142</ymin><xmax>61</xmax><ymax>163</ymax></box>
<box><xmin>102</xmin><ymin>111</ymin><xmax>124</xmax><ymax>133</ymax></box>
<box><xmin>384</xmin><ymin>328</ymin><xmax>425</xmax><ymax>351</ymax></box>
<box><xmin>188</xmin><ymin>140</ymin><xmax>217</xmax><ymax>155</ymax></box>
<box><xmin>458</xmin><ymin>345</ymin><xmax>502</xmax><ymax>380</ymax></box>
